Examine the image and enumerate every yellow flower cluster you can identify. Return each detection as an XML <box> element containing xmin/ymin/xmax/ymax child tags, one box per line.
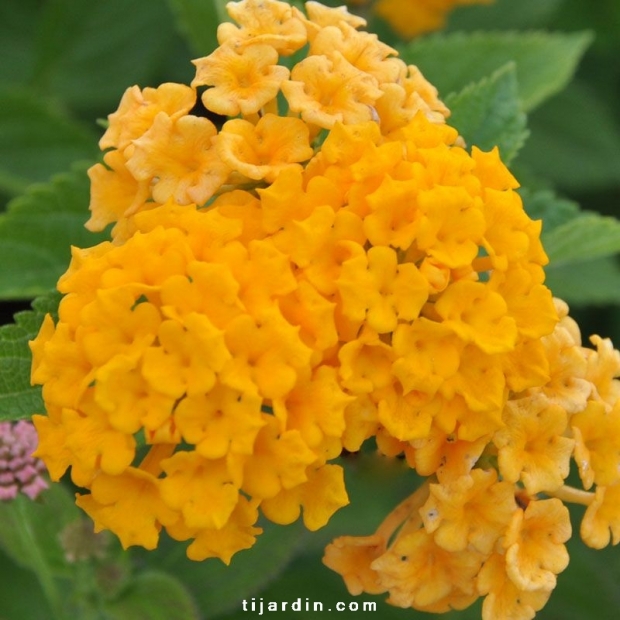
<box><xmin>343</xmin><ymin>0</ymin><xmax>494</xmax><ymax>39</ymax></box>
<box><xmin>28</xmin><ymin>2</ymin><xmax>620</xmax><ymax>617</ymax></box>
<box><xmin>85</xmin><ymin>0</ymin><xmax>448</xmax><ymax>243</ymax></box>
<box><xmin>324</xmin><ymin>298</ymin><xmax>620</xmax><ymax>618</ymax></box>
<box><xmin>31</xmin><ymin>0</ymin><xmax>449</xmax><ymax>564</ymax></box>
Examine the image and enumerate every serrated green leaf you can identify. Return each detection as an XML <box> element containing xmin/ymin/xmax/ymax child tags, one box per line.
<box><xmin>0</xmin><ymin>89</ymin><xmax>97</xmax><ymax>196</ymax></box>
<box><xmin>543</xmin><ymin>213</ymin><xmax>620</xmax><ymax>267</ymax></box>
<box><xmin>519</xmin><ymin>80</ymin><xmax>620</xmax><ymax>191</ymax></box>
<box><xmin>0</xmin><ymin>164</ymin><xmax>107</xmax><ymax>300</ymax></box>
<box><xmin>104</xmin><ymin>571</ymin><xmax>199</xmax><ymax>620</ymax></box>
<box><xmin>545</xmin><ymin>256</ymin><xmax>620</xmax><ymax>306</ymax></box>
<box><xmin>0</xmin><ymin>291</ymin><xmax>60</xmax><ymax>421</ymax></box>
<box><xmin>445</xmin><ymin>63</ymin><xmax>528</xmax><ymax>163</ymax></box>
<box><xmin>520</xmin><ymin>187</ymin><xmax>582</xmax><ymax>236</ymax></box>
<box><xmin>401</xmin><ymin>30</ymin><xmax>592</xmax><ymax>111</ymax></box>
<box><xmin>166</xmin><ymin>0</ymin><xmax>228</xmax><ymax>57</ymax></box>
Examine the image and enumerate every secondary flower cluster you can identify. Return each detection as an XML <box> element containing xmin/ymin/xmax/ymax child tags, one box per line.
<box><xmin>28</xmin><ymin>1</ymin><xmax>620</xmax><ymax>618</ymax></box>
<box><xmin>343</xmin><ymin>0</ymin><xmax>494</xmax><ymax>38</ymax></box>
<box><xmin>324</xmin><ymin>299</ymin><xmax>620</xmax><ymax>619</ymax></box>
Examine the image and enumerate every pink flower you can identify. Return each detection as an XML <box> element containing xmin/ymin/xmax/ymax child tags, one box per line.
<box><xmin>0</xmin><ymin>420</ymin><xmax>48</xmax><ymax>501</ymax></box>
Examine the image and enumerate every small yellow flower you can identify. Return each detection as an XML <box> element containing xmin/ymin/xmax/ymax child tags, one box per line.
<box><xmin>504</xmin><ymin>498</ymin><xmax>571</xmax><ymax>592</ymax></box>
<box><xmin>217</xmin><ymin>114</ymin><xmax>313</xmax><ymax>182</ymax></box>
<box><xmin>282</xmin><ymin>52</ymin><xmax>383</xmax><ymax>129</ymax></box>
<box><xmin>76</xmin><ymin>467</ymin><xmax>178</xmax><ymax>550</ymax></box>
<box><xmin>323</xmin><ymin>534</ymin><xmax>387</xmax><ymax>595</ymax></box>
<box><xmin>572</xmin><ymin>400</ymin><xmax>620</xmax><ymax>489</ymax></box>
<box><xmin>580</xmin><ymin>483</ymin><xmax>620</xmax><ymax>549</ymax></box>
<box><xmin>494</xmin><ymin>394</ymin><xmax>575</xmax><ymax>494</ymax></box>
<box><xmin>477</xmin><ymin>553</ymin><xmax>552</xmax><ymax>620</ymax></box>
<box><xmin>99</xmin><ymin>82</ymin><xmax>196</xmax><ymax>152</ymax></box>
<box><xmin>126</xmin><ymin>113</ymin><xmax>230</xmax><ymax>205</ymax></box>
<box><xmin>218</xmin><ymin>0</ymin><xmax>307</xmax><ymax>54</ymax></box>
<box><xmin>192</xmin><ymin>43</ymin><xmax>290</xmax><ymax>117</ymax></box>
<box><xmin>420</xmin><ymin>469</ymin><xmax>516</xmax><ymax>554</ymax></box>
<box><xmin>86</xmin><ymin>150</ymin><xmax>150</xmax><ymax>232</ymax></box>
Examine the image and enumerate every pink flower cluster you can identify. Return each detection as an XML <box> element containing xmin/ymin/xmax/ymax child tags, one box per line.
<box><xmin>0</xmin><ymin>420</ymin><xmax>48</xmax><ymax>501</ymax></box>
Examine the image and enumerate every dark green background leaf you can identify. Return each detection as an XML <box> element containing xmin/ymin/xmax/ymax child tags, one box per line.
<box><xmin>0</xmin><ymin>164</ymin><xmax>107</xmax><ymax>300</ymax></box>
<box><xmin>104</xmin><ymin>571</ymin><xmax>200</xmax><ymax>620</ymax></box>
<box><xmin>0</xmin><ymin>291</ymin><xmax>60</xmax><ymax>421</ymax></box>
<box><xmin>445</xmin><ymin>63</ymin><xmax>528</xmax><ymax>164</ymax></box>
<box><xmin>0</xmin><ymin>90</ymin><xmax>97</xmax><ymax>197</ymax></box>
<box><xmin>401</xmin><ymin>30</ymin><xmax>592</xmax><ymax>111</ymax></box>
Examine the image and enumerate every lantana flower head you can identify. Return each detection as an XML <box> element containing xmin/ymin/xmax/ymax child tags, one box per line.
<box><xmin>29</xmin><ymin>1</ymin><xmax>620</xmax><ymax>618</ymax></box>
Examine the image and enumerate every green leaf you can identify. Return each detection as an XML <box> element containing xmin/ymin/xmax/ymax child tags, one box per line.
<box><xmin>0</xmin><ymin>164</ymin><xmax>107</xmax><ymax>300</ymax></box>
<box><xmin>401</xmin><ymin>30</ymin><xmax>592</xmax><ymax>111</ymax></box>
<box><xmin>0</xmin><ymin>291</ymin><xmax>60</xmax><ymax>422</ymax></box>
<box><xmin>545</xmin><ymin>257</ymin><xmax>620</xmax><ymax>306</ymax></box>
<box><xmin>543</xmin><ymin>213</ymin><xmax>620</xmax><ymax>267</ymax></box>
<box><xmin>445</xmin><ymin>63</ymin><xmax>528</xmax><ymax>164</ymax></box>
<box><xmin>518</xmin><ymin>79</ymin><xmax>620</xmax><ymax>191</ymax></box>
<box><xmin>520</xmin><ymin>187</ymin><xmax>581</xmax><ymax>235</ymax></box>
<box><xmin>0</xmin><ymin>548</ymin><xmax>56</xmax><ymax>620</ymax></box>
<box><xmin>166</xmin><ymin>0</ymin><xmax>229</xmax><ymax>57</ymax></box>
<box><xmin>0</xmin><ymin>485</ymin><xmax>79</xmax><ymax>618</ymax></box>
<box><xmin>543</xmin><ymin>507</ymin><xmax>620</xmax><ymax>618</ymax></box>
<box><xmin>447</xmin><ymin>0</ymin><xmax>564</xmax><ymax>31</ymax></box>
<box><xmin>145</xmin><ymin>519</ymin><xmax>307</xmax><ymax>618</ymax></box>
<box><xmin>32</xmin><ymin>0</ymin><xmax>192</xmax><ymax>116</ymax></box>
<box><xmin>0</xmin><ymin>0</ymin><xmax>40</xmax><ymax>88</ymax></box>
<box><xmin>104</xmin><ymin>571</ymin><xmax>200</xmax><ymax>620</ymax></box>
<box><xmin>0</xmin><ymin>89</ymin><xmax>97</xmax><ymax>196</ymax></box>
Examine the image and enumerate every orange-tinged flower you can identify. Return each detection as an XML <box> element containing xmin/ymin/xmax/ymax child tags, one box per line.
<box><xmin>193</xmin><ymin>43</ymin><xmax>290</xmax><ymax>117</ymax></box>
<box><xmin>218</xmin><ymin>114</ymin><xmax>313</xmax><ymax>182</ymax></box>
<box><xmin>504</xmin><ymin>498</ymin><xmax>571</xmax><ymax>592</ymax></box>
<box><xmin>126</xmin><ymin>113</ymin><xmax>230</xmax><ymax>205</ymax></box>
<box><xmin>494</xmin><ymin>395</ymin><xmax>574</xmax><ymax>494</ymax></box>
